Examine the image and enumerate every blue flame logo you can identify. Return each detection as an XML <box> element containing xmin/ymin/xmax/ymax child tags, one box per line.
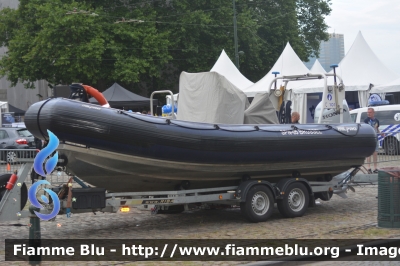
<box><xmin>28</xmin><ymin>180</ymin><xmax>60</xmax><ymax>220</ymax></box>
<box><xmin>28</xmin><ymin>130</ymin><xmax>60</xmax><ymax>220</ymax></box>
<box><xmin>33</xmin><ymin>130</ymin><xmax>59</xmax><ymax>176</ymax></box>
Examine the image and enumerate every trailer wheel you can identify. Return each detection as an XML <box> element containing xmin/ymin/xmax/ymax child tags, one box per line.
<box><xmin>277</xmin><ymin>182</ymin><xmax>309</xmax><ymax>218</ymax></box>
<box><xmin>0</xmin><ymin>173</ymin><xmax>28</xmax><ymax>210</ymax></box>
<box><xmin>240</xmin><ymin>185</ymin><xmax>274</xmax><ymax>223</ymax></box>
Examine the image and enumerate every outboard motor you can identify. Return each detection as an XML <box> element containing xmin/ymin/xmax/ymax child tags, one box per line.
<box><xmin>69</xmin><ymin>84</ymin><xmax>89</xmax><ymax>103</ymax></box>
<box><xmin>314</xmin><ymin>100</ymin><xmax>351</xmax><ymax>124</ymax></box>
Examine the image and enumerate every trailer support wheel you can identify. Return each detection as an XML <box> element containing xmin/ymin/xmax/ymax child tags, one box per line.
<box><xmin>240</xmin><ymin>185</ymin><xmax>274</xmax><ymax>223</ymax></box>
<box><xmin>277</xmin><ymin>182</ymin><xmax>309</xmax><ymax>218</ymax></box>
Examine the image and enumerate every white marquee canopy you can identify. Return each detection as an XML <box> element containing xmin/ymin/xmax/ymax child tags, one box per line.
<box><xmin>210</xmin><ymin>50</ymin><xmax>254</xmax><ymax>91</ymax></box>
<box><xmin>370</xmin><ymin>77</ymin><xmax>400</xmax><ymax>93</ymax></box>
<box><xmin>309</xmin><ymin>59</ymin><xmax>326</xmax><ymax>74</ymax></box>
<box><xmin>292</xmin><ymin>31</ymin><xmax>399</xmax><ymax>94</ymax></box>
<box><xmin>242</xmin><ymin>42</ymin><xmax>310</xmax><ymax>97</ymax></box>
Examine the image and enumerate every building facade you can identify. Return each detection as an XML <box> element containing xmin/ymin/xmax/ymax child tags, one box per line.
<box><xmin>304</xmin><ymin>33</ymin><xmax>345</xmax><ymax>72</ymax></box>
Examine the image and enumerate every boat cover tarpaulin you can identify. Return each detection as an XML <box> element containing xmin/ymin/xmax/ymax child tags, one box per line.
<box><xmin>177</xmin><ymin>72</ymin><xmax>249</xmax><ymax>124</ymax></box>
<box><xmin>244</xmin><ymin>92</ymin><xmax>278</xmax><ymax>124</ymax></box>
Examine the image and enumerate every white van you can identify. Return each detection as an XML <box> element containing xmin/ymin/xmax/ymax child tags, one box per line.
<box><xmin>350</xmin><ymin>105</ymin><xmax>400</xmax><ymax>154</ymax></box>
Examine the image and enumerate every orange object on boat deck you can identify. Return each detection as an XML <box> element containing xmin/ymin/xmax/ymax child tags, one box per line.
<box><xmin>82</xmin><ymin>85</ymin><xmax>110</xmax><ymax>108</ymax></box>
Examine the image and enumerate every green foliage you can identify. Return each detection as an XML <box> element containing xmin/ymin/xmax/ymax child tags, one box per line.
<box><xmin>0</xmin><ymin>0</ymin><xmax>171</xmax><ymax>89</ymax></box>
<box><xmin>297</xmin><ymin>0</ymin><xmax>331</xmax><ymax>58</ymax></box>
<box><xmin>0</xmin><ymin>0</ymin><xmax>331</xmax><ymax>94</ymax></box>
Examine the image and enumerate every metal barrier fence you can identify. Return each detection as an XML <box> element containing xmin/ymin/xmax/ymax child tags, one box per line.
<box><xmin>0</xmin><ymin>149</ymin><xmax>37</xmax><ymax>175</ymax></box>
<box><xmin>0</xmin><ymin>149</ymin><xmax>73</xmax><ymax>188</ymax></box>
<box><xmin>378</xmin><ymin>128</ymin><xmax>400</xmax><ymax>155</ymax></box>
<box><xmin>343</xmin><ymin>127</ymin><xmax>399</xmax><ymax>176</ymax></box>
<box><xmin>363</xmin><ymin>138</ymin><xmax>400</xmax><ymax>173</ymax></box>
<box><xmin>378</xmin><ymin>136</ymin><xmax>399</xmax><ymax>165</ymax></box>
<box><xmin>363</xmin><ymin>154</ymin><xmax>400</xmax><ymax>173</ymax></box>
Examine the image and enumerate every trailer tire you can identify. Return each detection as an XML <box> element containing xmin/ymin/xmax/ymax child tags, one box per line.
<box><xmin>277</xmin><ymin>182</ymin><xmax>309</xmax><ymax>218</ymax></box>
<box><xmin>0</xmin><ymin>173</ymin><xmax>28</xmax><ymax>210</ymax></box>
<box><xmin>240</xmin><ymin>185</ymin><xmax>274</xmax><ymax>223</ymax></box>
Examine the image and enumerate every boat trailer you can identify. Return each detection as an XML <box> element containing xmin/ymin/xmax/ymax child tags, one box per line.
<box><xmin>1</xmin><ymin>153</ymin><xmax>365</xmax><ymax>224</ymax></box>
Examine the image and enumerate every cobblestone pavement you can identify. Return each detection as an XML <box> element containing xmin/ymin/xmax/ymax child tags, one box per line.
<box><xmin>1</xmin><ymin>184</ymin><xmax>400</xmax><ymax>266</ymax></box>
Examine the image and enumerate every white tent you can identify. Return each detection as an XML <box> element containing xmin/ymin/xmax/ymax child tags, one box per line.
<box><xmin>336</xmin><ymin>31</ymin><xmax>398</xmax><ymax>91</ymax></box>
<box><xmin>370</xmin><ymin>77</ymin><xmax>400</xmax><ymax>93</ymax></box>
<box><xmin>291</xmin><ymin>31</ymin><xmax>399</xmax><ymax>107</ymax></box>
<box><xmin>242</xmin><ymin>42</ymin><xmax>311</xmax><ymax>98</ymax></box>
<box><xmin>309</xmin><ymin>59</ymin><xmax>326</xmax><ymax>74</ymax></box>
<box><xmin>210</xmin><ymin>50</ymin><xmax>254</xmax><ymax>91</ymax></box>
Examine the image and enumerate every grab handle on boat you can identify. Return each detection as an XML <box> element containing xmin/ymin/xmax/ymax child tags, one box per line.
<box><xmin>150</xmin><ymin>90</ymin><xmax>174</xmax><ymax>118</ymax></box>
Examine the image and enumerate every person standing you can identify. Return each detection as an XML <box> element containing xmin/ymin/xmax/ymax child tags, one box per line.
<box><xmin>291</xmin><ymin>112</ymin><xmax>300</xmax><ymax>124</ymax></box>
<box><xmin>364</xmin><ymin>107</ymin><xmax>383</xmax><ymax>173</ymax></box>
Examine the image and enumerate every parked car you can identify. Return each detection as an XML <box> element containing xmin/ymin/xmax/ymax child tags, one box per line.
<box><xmin>350</xmin><ymin>104</ymin><xmax>400</xmax><ymax>155</ymax></box>
<box><xmin>0</xmin><ymin>127</ymin><xmax>35</xmax><ymax>163</ymax></box>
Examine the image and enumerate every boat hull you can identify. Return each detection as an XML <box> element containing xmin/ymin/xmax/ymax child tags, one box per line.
<box><xmin>57</xmin><ymin>144</ymin><xmax>366</xmax><ymax>192</ymax></box>
<box><xmin>24</xmin><ymin>98</ymin><xmax>377</xmax><ymax>192</ymax></box>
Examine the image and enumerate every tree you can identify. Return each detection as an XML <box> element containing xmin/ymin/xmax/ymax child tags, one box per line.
<box><xmin>297</xmin><ymin>0</ymin><xmax>331</xmax><ymax>59</ymax></box>
<box><xmin>0</xmin><ymin>0</ymin><xmax>331</xmax><ymax>94</ymax></box>
<box><xmin>147</xmin><ymin>0</ymin><xmax>261</xmax><ymax>92</ymax></box>
<box><xmin>235</xmin><ymin>0</ymin><xmax>331</xmax><ymax>81</ymax></box>
<box><xmin>0</xmin><ymin>0</ymin><xmax>171</xmax><ymax>90</ymax></box>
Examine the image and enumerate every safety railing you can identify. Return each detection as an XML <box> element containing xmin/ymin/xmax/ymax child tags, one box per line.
<box><xmin>0</xmin><ymin>148</ymin><xmax>79</xmax><ymax>187</ymax></box>
<box><xmin>379</xmin><ymin>134</ymin><xmax>400</xmax><ymax>156</ymax></box>
<box><xmin>0</xmin><ymin>149</ymin><xmax>93</xmax><ymax>223</ymax></box>
<box><xmin>364</xmin><ymin>129</ymin><xmax>400</xmax><ymax>169</ymax></box>
<box><xmin>0</xmin><ymin>149</ymin><xmax>37</xmax><ymax>173</ymax></box>
<box><xmin>363</xmin><ymin>139</ymin><xmax>400</xmax><ymax>173</ymax></box>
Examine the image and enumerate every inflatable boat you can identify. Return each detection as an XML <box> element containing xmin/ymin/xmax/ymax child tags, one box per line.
<box><xmin>23</xmin><ymin>97</ymin><xmax>377</xmax><ymax>192</ymax></box>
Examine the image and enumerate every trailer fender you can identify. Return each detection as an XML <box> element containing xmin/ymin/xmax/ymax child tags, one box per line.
<box><xmin>275</xmin><ymin>178</ymin><xmax>315</xmax><ymax>207</ymax></box>
<box><xmin>236</xmin><ymin>180</ymin><xmax>277</xmax><ymax>203</ymax></box>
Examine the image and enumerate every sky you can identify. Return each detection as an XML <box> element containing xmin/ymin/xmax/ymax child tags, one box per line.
<box><xmin>325</xmin><ymin>0</ymin><xmax>400</xmax><ymax>77</ymax></box>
